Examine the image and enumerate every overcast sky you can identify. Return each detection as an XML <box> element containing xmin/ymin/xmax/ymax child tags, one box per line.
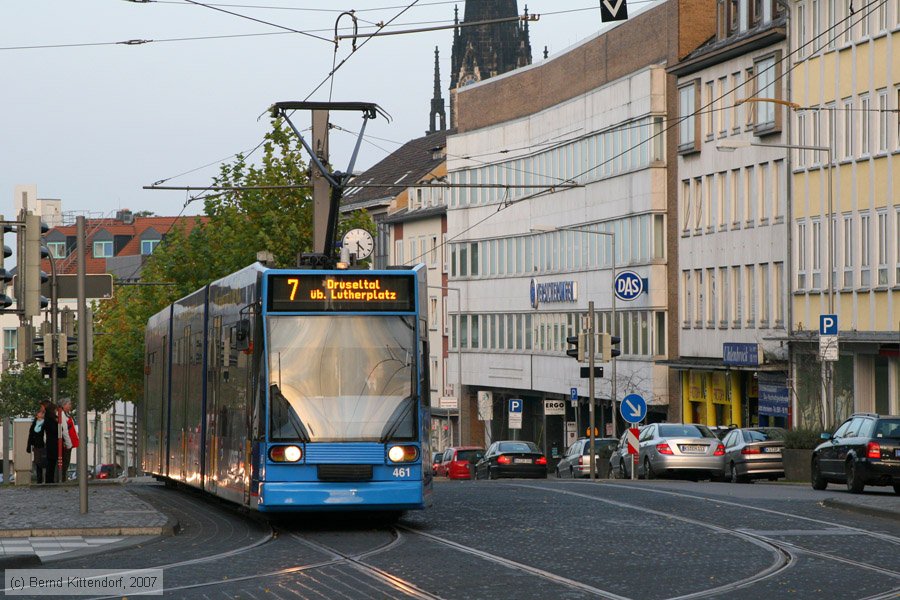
<box><xmin>1</xmin><ymin>0</ymin><xmax>648</xmax><ymax>219</ymax></box>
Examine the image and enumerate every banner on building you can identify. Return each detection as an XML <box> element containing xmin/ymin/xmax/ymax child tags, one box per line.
<box><xmin>758</xmin><ymin>372</ymin><xmax>789</xmax><ymax>417</ymax></box>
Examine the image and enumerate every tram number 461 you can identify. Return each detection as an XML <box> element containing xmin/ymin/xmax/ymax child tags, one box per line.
<box><xmin>392</xmin><ymin>467</ymin><xmax>412</xmax><ymax>478</ymax></box>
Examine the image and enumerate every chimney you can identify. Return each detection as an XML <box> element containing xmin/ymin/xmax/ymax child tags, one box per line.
<box><xmin>116</xmin><ymin>209</ymin><xmax>134</xmax><ymax>224</ymax></box>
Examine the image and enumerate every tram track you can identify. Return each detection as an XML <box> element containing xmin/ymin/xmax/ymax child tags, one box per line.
<box><xmin>518</xmin><ymin>480</ymin><xmax>900</xmax><ymax>599</ymax></box>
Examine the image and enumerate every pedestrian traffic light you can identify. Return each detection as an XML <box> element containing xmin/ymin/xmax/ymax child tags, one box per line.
<box><xmin>21</xmin><ymin>213</ymin><xmax>49</xmax><ymax>317</ymax></box>
<box><xmin>598</xmin><ymin>333</ymin><xmax>623</xmax><ymax>362</ymax></box>
<box><xmin>0</xmin><ymin>218</ymin><xmax>13</xmax><ymax>311</ymax></box>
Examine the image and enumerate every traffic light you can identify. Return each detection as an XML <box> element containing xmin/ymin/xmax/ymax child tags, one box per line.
<box><xmin>21</xmin><ymin>212</ymin><xmax>49</xmax><ymax>317</ymax></box>
<box><xmin>0</xmin><ymin>218</ymin><xmax>13</xmax><ymax>311</ymax></box>
<box><xmin>32</xmin><ymin>334</ymin><xmax>46</xmax><ymax>364</ymax></box>
<box><xmin>566</xmin><ymin>332</ymin><xmax>588</xmax><ymax>362</ymax></box>
<box><xmin>598</xmin><ymin>333</ymin><xmax>622</xmax><ymax>362</ymax></box>
<box><xmin>16</xmin><ymin>324</ymin><xmax>34</xmax><ymax>363</ymax></box>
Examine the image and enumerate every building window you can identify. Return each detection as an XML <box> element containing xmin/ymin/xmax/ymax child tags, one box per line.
<box><xmin>760</xmin><ymin>265</ymin><xmax>770</xmax><ymax>327</ymax></box>
<box><xmin>812</xmin><ymin>219</ymin><xmax>822</xmax><ymax>289</ymax></box>
<box><xmin>141</xmin><ymin>239</ymin><xmax>159</xmax><ymax>255</ymax></box>
<box><xmin>719</xmin><ymin>266</ymin><xmax>729</xmax><ymax>327</ymax></box>
<box><xmin>860</xmin><ymin>95</ymin><xmax>871</xmax><ymax>156</ymax></box>
<box><xmin>796</xmin><ymin>113</ymin><xmax>808</xmax><ymax>167</ymax></box>
<box><xmin>811</xmin><ymin>0</ymin><xmax>821</xmax><ymax>53</ymax></box>
<box><xmin>705</xmin><ymin>81</ymin><xmax>715</xmax><ymax>139</ymax></box>
<box><xmin>681</xmin><ymin>180</ymin><xmax>691</xmax><ymax>234</ymax></box>
<box><xmin>731</xmin><ymin>72</ymin><xmax>742</xmax><ymax>132</ymax></box>
<box><xmin>826</xmin><ymin>0</ymin><xmax>837</xmax><ymax>49</ymax></box>
<box><xmin>731</xmin><ymin>169</ymin><xmax>741</xmax><ymax>226</ymax></box>
<box><xmin>695</xmin><ymin>269</ymin><xmax>704</xmax><ymax>329</ymax></box>
<box><xmin>746</xmin><ymin>264</ymin><xmax>756</xmax><ymax>328</ymax></box>
<box><xmin>796</xmin><ymin>3</ymin><xmax>807</xmax><ymax>58</ymax></box>
<box><xmin>678</xmin><ymin>80</ymin><xmax>701</xmax><ymax>152</ymax></box>
<box><xmin>877</xmin><ymin>91</ymin><xmax>888</xmax><ymax>153</ymax></box>
<box><xmin>732</xmin><ymin>267</ymin><xmax>742</xmax><ymax>327</ymax></box>
<box><xmin>896</xmin><ymin>209</ymin><xmax>900</xmax><ymax>285</ymax></box>
<box><xmin>797</xmin><ymin>220</ymin><xmax>807</xmax><ymax>290</ymax></box>
<box><xmin>861</xmin><ymin>213</ymin><xmax>871</xmax><ymax>287</ymax></box>
<box><xmin>683</xmin><ymin>270</ymin><xmax>692</xmax><ymax>327</ymax></box>
<box><xmin>47</xmin><ymin>242</ymin><xmax>66</xmax><ymax>259</ymax></box>
<box><xmin>843</xmin><ymin>98</ymin><xmax>854</xmax><ymax>159</ymax></box>
<box><xmin>877</xmin><ymin>211</ymin><xmax>888</xmax><ymax>286</ymax></box>
<box><xmin>3</xmin><ymin>328</ymin><xmax>17</xmax><ymax>363</ymax></box>
<box><xmin>707</xmin><ymin>267</ymin><xmax>717</xmax><ymax>328</ymax></box>
<box><xmin>774</xmin><ymin>262</ymin><xmax>784</xmax><ymax>327</ymax></box>
<box><xmin>93</xmin><ymin>241</ymin><xmax>113</xmax><ymax>258</ymax></box>
<box><xmin>754</xmin><ymin>53</ymin><xmax>782</xmax><ymax>133</ymax></box>
<box><xmin>843</xmin><ymin>214</ymin><xmax>854</xmax><ymax>287</ymax></box>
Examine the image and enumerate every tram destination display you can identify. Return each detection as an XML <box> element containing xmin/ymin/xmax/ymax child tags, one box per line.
<box><xmin>268</xmin><ymin>273</ymin><xmax>415</xmax><ymax>312</ymax></box>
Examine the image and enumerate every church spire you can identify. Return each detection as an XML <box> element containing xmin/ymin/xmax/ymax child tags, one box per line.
<box><xmin>428</xmin><ymin>46</ymin><xmax>447</xmax><ymax>134</ymax></box>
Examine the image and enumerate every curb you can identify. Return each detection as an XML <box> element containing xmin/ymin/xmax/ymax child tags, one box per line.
<box><xmin>0</xmin><ymin>517</ymin><xmax>179</xmax><ymax>539</ymax></box>
<box><xmin>0</xmin><ymin>553</ymin><xmax>42</xmax><ymax>569</ymax></box>
<box><xmin>821</xmin><ymin>498</ymin><xmax>900</xmax><ymax>523</ymax></box>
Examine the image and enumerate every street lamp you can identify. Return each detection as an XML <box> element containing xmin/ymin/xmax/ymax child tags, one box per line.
<box><xmin>716</xmin><ymin>136</ymin><xmax>834</xmax><ymax>429</ymax></box>
<box><xmin>531</xmin><ymin>225</ymin><xmax>617</xmax><ymax>481</ymax></box>
<box><xmin>428</xmin><ymin>285</ymin><xmax>463</xmax><ymax>446</ymax></box>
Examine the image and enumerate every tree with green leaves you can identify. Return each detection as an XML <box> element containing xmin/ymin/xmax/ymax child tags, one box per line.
<box><xmin>89</xmin><ymin>118</ymin><xmax>375</xmax><ymax>403</ymax></box>
<box><xmin>0</xmin><ymin>361</ymin><xmax>116</xmax><ymax>420</ymax></box>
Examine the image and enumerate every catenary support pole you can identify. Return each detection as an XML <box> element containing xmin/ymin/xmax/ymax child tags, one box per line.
<box><xmin>77</xmin><ymin>216</ymin><xmax>88</xmax><ymax>513</ymax></box>
<box><xmin>588</xmin><ymin>300</ymin><xmax>596</xmax><ymax>481</ymax></box>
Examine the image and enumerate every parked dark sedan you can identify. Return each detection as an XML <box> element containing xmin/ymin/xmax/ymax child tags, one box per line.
<box><xmin>721</xmin><ymin>427</ymin><xmax>785</xmax><ymax>483</ymax></box>
<box><xmin>475</xmin><ymin>440</ymin><xmax>547</xmax><ymax>479</ymax></box>
<box><xmin>811</xmin><ymin>413</ymin><xmax>900</xmax><ymax>494</ymax></box>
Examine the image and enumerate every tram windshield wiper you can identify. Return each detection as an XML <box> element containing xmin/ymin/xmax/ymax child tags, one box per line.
<box><xmin>270</xmin><ymin>384</ymin><xmax>311</xmax><ymax>442</ymax></box>
<box><xmin>379</xmin><ymin>395</ymin><xmax>415</xmax><ymax>443</ymax></box>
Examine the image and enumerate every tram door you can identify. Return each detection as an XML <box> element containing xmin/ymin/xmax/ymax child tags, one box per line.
<box><xmin>205</xmin><ymin>316</ymin><xmax>222</xmax><ymax>495</ymax></box>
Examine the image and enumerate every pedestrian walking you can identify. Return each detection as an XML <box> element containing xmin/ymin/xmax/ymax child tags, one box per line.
<box><xmin>59</xmin><ymin>398</ymin><xmax>79</xmax><ymax>479</ymax></box>
<box><xmin>42</xmin><ymin>400</ymin><xmax>61</xmax><ymax>484</ymax></box>
<box><xmin>26</xmin><ymin>405</ymin><xmax>47</xmax><ymax>484</ymax></box>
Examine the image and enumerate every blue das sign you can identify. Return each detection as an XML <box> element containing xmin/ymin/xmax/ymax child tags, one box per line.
<box><xmin>723</xmin><ymin>343</ymin><xmax>761</xmax><ymax>367</ymax></box>
<box><xmin>614</xmin><ymin>270</ymin><xmax>645</xmax><ymax>301</ymax></box>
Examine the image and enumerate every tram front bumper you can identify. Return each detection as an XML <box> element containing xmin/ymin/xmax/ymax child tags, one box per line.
<box><xmin>257</xmin><ymin>480</ymin><xmax>426</xmax><ymax>512</ymax></box>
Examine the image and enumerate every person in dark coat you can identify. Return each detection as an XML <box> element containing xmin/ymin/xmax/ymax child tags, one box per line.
<box><xmin>26</xmin><ymin>405</ymin><xmax>47</xmax><ymax>484</ymax></box>
<box><xmin>42</xmin><ymin>400</ymin><xmax>61</xmax><ymax>484</ymax></box>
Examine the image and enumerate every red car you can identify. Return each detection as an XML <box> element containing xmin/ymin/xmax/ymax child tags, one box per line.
<box><xmin>436</xmin><ymin>446</ymin><xmax>484</xmax><ymax>479</ymax></box>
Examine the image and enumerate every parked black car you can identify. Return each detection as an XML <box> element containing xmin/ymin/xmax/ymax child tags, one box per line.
<box><xmin>475</xmin><ymin>441</ymin><xmax>547</xmax><ymax>480</ymax></box>
<box><xmin>811</xmin><ymin>413</ymin><xmax>900</xmax><ymax>494</ymax></box>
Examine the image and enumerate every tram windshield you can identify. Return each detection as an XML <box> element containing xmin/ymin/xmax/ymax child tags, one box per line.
<box><xmin>267</xmin><ymin>315</ymin><xmax>417</xmax><ymax>442</ymax></box>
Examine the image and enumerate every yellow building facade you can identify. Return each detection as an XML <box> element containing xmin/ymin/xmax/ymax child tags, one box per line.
<box><xmin>789</xmin><ymin>1</ymin><xmax>900</xmax><ymax>427</ymax></box>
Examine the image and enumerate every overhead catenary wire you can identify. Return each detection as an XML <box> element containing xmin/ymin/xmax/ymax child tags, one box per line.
<box><xmin>398</xmin><ymin>0</ymin><xmax>889</xmax><ymax>266</ymax></box>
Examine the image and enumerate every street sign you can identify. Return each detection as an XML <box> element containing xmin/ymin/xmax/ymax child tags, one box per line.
<box><xmin>570</xmin><ymin>387</ymin><xmax>578</xmax><ymax>401</ymax></box>
<box><xmin>620</xmin><ymin>393</ymin><xmax>647</xmax><ymax>423</ymax></box>
<box><xmin>819</xmin><ymin>314</ymin><xmax>838</xmax><ymax>336</ymax></box>
<box><xmin>626</xmin><ymin>427</ymin><xmax>640</xmax><ymax>455</ymax></box>
<box><xmin>600</xmin><ymin>0</ymin><xmax>629</xmax><ymax>22</ymax></box>
<box><xmin>509</xmin><ymin>398</ymin><xmax>523</xmax><ymax>429</ymax></box>
<box><xmin>614</xmin><ymin>270</ymin><xmax>644</xmax><ymax>301</ymax></box>
<box><xmin>819</xmin><ymin>336</ymin><xmax>839</xmax><ymax>361</ymax></box>
<box><xmin>438</xmin><ymin>396</ymin><xmax>457</xmax><ymax>410</ymax></box>
<box><xmin>544</xmin><ymin>399</ymin><xmax>566</xmax><ymax>416</ymax></box>
<box><xmin>477</xmin><ymin>391</ymin><xmax>493</xmax><ymax>421</ymax></box>
<box><xmin>580</xmin><ymin>366</ymin><xmax>604</xmax><ymax>378</ymax></box>
<box><xmin>12</xmin><ymin>273</ymin><xmax>114</xmax><ymax>300</ymax></box>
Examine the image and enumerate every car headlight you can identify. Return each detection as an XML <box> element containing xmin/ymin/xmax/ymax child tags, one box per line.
<box><xmin>269</xmin><ymin>445</ymin><xmax>302</xmax><ymax>462</ymax></box>
<box><xmin>388</xmin><ymin>445</ymin><xmax>419</xmax><ymax>463</ymax></box>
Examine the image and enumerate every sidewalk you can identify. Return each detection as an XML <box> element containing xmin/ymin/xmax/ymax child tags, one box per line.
<box><xmin>821</xmin><ymin>492</ymin><xmax>900</xmax><ymax>523</ymax></box>
<box><xmin>0</xmin><ymin>482</ymin><xmax>176</xmax><ymax>567</ymax></box>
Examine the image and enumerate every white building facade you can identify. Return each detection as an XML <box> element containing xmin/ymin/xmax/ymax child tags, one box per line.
<box><xmin>670</xmin><ymin>0</ymin><xmax>792</xmax><ymax>428</ymax></box>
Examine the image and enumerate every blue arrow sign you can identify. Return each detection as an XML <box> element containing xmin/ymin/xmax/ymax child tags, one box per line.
<box><xmin>509</xmin><ymin>398</ymin><xmax>523</xmax><ymax>414</ymax></box>
<box><xmin>620</xmin><ymin>393</ymin><xmax>647</xmax><ymax>424</ymax></box>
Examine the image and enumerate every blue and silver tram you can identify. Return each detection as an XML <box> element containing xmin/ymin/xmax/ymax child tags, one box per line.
<box><xmin>141</xmin><ymin>263</ymin><xmax>433</xmax><ymax>512</ymax></box>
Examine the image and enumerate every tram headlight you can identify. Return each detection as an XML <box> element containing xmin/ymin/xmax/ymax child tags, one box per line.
<box><xmin>388</xmin><ymin>445</ymin><xmax>419</xmax><ymax>463</ymax></box>
<box><xmin>269</xmin><ymin>445</ymin><xmax>303</xmax><ymax>462</ymax></box>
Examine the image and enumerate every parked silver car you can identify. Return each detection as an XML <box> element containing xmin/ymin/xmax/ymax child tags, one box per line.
<box><xmin>637</xmin><ymin>423</ymin><xmax>725</xmax><ymax>480</ymax></box>
<box><xmin>721</xmin><ymin>427</ymin><xmax>785</xmax><ymax>483</ymax></box>
<box><xmin>556</xmin><ymin>437</ymin><xmax>618</xmax><ymax>478</ymax></box>
<box><xmin>609</xmin><ymin>428</ymin><xmax>644</xmax><ymax>478</ymax></box>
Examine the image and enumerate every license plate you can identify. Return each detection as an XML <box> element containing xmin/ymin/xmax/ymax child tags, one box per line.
<box><xmin>514</xmin><ymin>458</ymin><xmax>532</xmax><ymax>464</ymax></box>
<box><xmin>680</xmin><ymin>445</ymin><xmax>706</xmax><ymax>453</ymax></box>
<box><xmin>763</xmin><ymin>447</ymin><xmax>781</xmax><ymax>453</ymax></box>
